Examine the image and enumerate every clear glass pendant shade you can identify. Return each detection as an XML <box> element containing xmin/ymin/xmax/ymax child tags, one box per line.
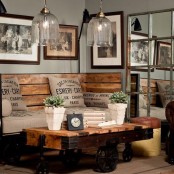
<box><xmin>87</xmin><ymin>0</ymin><xmax>113</xmax><ymax>47</ymax></box>
<box><xmin>87</xmin><ymin>15</ymin><xmax>113</xmax><ymax>47</ymax></box>
<box><xmin>31</xmin><ymin>0</ymin><xmax>59</xmax><ymax>46</ymax></box>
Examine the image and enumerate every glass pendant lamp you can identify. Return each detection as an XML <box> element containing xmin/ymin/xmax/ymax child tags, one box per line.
<box><xmin>87</xmin><ymin>0</ymin><xmax>113</xmax><ymax>47</ymax></box>
<box><xmin>31</xmin><ymin>0</ymin><xmax>59</xmax><ymax>46</ymax></box>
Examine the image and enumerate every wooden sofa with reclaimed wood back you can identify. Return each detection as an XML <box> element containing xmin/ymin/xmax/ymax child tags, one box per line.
<box><xmin>0</xmin><ymin>73</ymin><xmax>126</xmax><ymax>136</ymax></box>
<box><xmin>0</xmin><ymin>73</ymin><xmax>140</xmax><ymax>136</ymax></box>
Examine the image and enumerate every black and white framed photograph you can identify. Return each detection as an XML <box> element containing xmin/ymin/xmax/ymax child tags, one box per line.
<box><xmin>0</xmin><ymin>14</ymin><xmax>39</xmax><ymax>64</ymax></box>
<box><xmin>91</xmin><ymin>11</ymin><xmax>124</xmax><ymax>69</ymax></box>
<box><xmin>130</xmin><ymin>32</ymin><xmax>156</xmax><ymax>71</ymax></box>
<box><xmin>156</xmin><ymin>41</ymin><xmax>171</xmax><ymax>70</ymax></box>
<box><xmin>44</xmin><ymin>25</ymin><xmax>78</xmax><ymax>60</ymax></box>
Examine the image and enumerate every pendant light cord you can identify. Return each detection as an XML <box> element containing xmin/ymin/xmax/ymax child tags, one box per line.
<box><xmin>41</xmin><ymin>0</ymin><xmax>50</xmax><ymax>14</ymax></box>
<box><xmin>100</xmin><ymin>0</ymin><xmax>102</xmax><ymax>13</ymax></box>
<box><xmin>97</xmin><ymin>0</ymin><xmax>105</xmax><ymax>18</ymax></box>
<box><xmin>44</xmin><ymin>0</ymin><xmax>47</xmax><ymax>8</ymax></box>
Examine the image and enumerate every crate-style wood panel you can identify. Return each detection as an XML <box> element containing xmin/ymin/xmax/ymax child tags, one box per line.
<box><xmin>140</xmin><ymin>78</ymin><xmax>170</xmax><ymax>107</ymax></box>
<box><xmin>1</xmin><ymin>73</ymin><xmax>122</xmax><ymax>111</ymax></box>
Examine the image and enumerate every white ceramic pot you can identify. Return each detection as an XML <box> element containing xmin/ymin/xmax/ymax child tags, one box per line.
<box><xmin>108</xmin><ymin>103</ymin><xmax>127</xmax><ymax>125</ymax></box>
<box><xmin>45</xmin><ymin>107</ymin><xmax>65</xmax><ymax>130</ymax></box>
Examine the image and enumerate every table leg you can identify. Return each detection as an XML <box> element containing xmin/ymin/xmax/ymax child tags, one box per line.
<box><xmin>36</xmin><ymin>134</ymin><xmax>49</xmax><ymax>174</ymax></box>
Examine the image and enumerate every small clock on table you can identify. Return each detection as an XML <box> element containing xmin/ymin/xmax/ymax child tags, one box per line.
<box><xmin>67</xmin><ymin>114</ymin><xmax>84</xmax><ymax>131</ymax></box>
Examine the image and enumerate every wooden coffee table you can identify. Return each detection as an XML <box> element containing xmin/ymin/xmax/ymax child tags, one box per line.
<box><xmin>22</xmin><ymin>123</ymin><xmax>153</xmax><ymax>173</ymax></box>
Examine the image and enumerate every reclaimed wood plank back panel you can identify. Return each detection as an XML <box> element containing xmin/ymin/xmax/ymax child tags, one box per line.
<box><xmin>1</xmin><ymin>73</ymin><xmax>122</xmax><ymax>111</ymax></box>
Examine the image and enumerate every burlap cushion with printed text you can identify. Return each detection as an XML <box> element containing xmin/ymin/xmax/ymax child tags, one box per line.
<box><xmin>49</xmin><ymin>77</ymin><xmax>86</xmax><ymax>107</ymax></box>
<box><xmin>157</xmin><ymin>81</ymin><xmax>174</xmax><ymax>108</ymax></box>
<box><xmin>83</xmin><ymin>92</ymin><xmax>111</xmax><ymax>108</ymax></box>
<box><xmin>1</xmin><ymin>78</ymin><xmax>27</xmax><ymax>111</ymax></box>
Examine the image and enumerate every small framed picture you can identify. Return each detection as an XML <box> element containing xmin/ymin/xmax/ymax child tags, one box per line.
<box><xmin>130</xmin><ymin>32</ymin><xmax>156</xmax><ymax>71</ymax></box>
<box><xmin>91</xmin><ymin>11</ymin><xmax>124</xmax><ymax>69</ymax></box>
<box><xmin>44</xmin><ymin>25</ymin><xmax>78</xmax><ymax>60</ymax></box>
<box><xmin>0</xmin><ymin>13</ymin><xmax>39</xmax><ymax>64</ymax></box>
<box><xmin>156</xmin><ymin>41</ymin><xmax>171</xmax><ymax>70</ymax></box>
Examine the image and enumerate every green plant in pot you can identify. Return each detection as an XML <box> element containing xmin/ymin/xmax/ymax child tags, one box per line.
<box><xmin>43</xmin><ymin>95</ymin><xmax>65</xmax><ymax>130</ymax></box>
<box><xmin>109</xmin><ymin>91</ymin><xmax>128</xmax><ymax>104</ymax></box>
<box><xmin>108</xmin><ymin>91</ymin><xmax>128</xmax><ymax>125</ymax></box>
<box><xmin>43</xmin><ymin>95</ymin><xmax>64</xmax><ymax>107</ymax></box>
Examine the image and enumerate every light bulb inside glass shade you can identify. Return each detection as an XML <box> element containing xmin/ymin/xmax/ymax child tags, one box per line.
<box><xmin>31</xmin><ymin>12</ymin><xmax>59</xmax><ymax>46</ymax></box>
<box><xmin>87</xmin><ymin>16</ymin><xmax>113</xmax><ymax>47</ymax></box>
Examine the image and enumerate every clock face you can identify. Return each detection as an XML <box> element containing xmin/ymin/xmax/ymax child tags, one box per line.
<box><xmin>71</xmin><ymin>117</ymin><xmax>81</xmax><ymax>128</ymax></box>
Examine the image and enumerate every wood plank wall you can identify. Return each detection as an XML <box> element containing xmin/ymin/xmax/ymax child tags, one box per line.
<box><xmin>1</xmin><ymin>73</ymin><xmax>122</xmax><ymax>111</ymax></box>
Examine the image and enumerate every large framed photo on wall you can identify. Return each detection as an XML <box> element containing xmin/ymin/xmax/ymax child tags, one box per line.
<box><xmin>91</xmin><ymin>11</ymin><xmax>124</xmax><ymax>69</ymax></box>
<box><xmin>0</xmin><ymin>14</ymin><xmax>39</xmax><ymax>64</ymax></box>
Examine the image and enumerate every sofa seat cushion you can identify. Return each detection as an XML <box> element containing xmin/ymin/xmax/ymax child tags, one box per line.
<box><xmin>2</xmin><ymin>107</ymin><xmax>111</xmax><ymax>134</ymax></box>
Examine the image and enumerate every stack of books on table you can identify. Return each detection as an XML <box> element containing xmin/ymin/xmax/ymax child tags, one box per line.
<box><xmin>83</xmin><ymin>111</ymin><xmax>106</xmax><ymax>128</ymax></box>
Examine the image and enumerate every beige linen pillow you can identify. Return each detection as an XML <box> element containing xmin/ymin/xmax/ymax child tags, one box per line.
<box><xmin>2</xmin><ymin>99</ymin><xmax>12</xmax><ymax>117</ymax></box>
<box><xmin>49</xmin><ymin>77</ymin><xmax>85</xmax><ymax>107</ymax></box>
<box><xmin>157</xmin><ymin>81</ymin><xmax>174</xmax><ymax>107</ymax></box>
<box><xmin>139</xmin><ymin>86</ymin><xmax>147</xmax><ymax>108</ymax></box>
<box><xmin>1</xmin><ymin>78</ymin><xmax>27</xmax><ymax>111</ymax></box>
<box><xmin>139</xmin><ymin>94</ymin><xmax>147</xmax><ymax>108</ymax></box>
<box><xmin>83</xmin><ymin>92</ymin><xmax>111</xmax><ymax>108</ymax></box>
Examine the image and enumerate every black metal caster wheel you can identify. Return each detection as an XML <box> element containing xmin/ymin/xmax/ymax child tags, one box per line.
<box><xmin>3</xmin><ymin>142</ymin><xmax>22</xmax><ymax>164</ymax></box>
<box><xmin>36</xmin><ymin>160</ymin><xmax>49</xmax><ymax>174</ymax></box>
<box><xmin>122</xmin><ymin>148</ymin><xmax>133</xmax><ymax>162</ymax></box>
<box><xmin>168</xmin><ymin>157</ymin><xmax>174</xmax><ymax>165</ymax></box>
<box><xmin>96</xmin><ymin>146</ymin><xmax>118</xmax><ymax>173</ymax></box>
<box><xmin>59</xmin><ymin>149</ymin><xmax>81</xmax><ymax>167</ymax></box>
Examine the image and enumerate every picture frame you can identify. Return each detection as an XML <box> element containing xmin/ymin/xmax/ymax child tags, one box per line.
<box><xmin>91</xmin><ymin>11</ymin><xmax>124</xmax><ymax>69</ymax></box>
<box><xmin>0</xmin><ymin>14</ymin><xmax>39</xmax><ymax>64</ymax></box>
<box><xmin>44</xmin><ymin>25</ymin><xmax>78</xmax><ymax>60</ymax></box>
<box><xmin>156</xmin><ymin>41</ymin><xmax>172</xmax><ymax>70</ymax></box>
<box><xmin>130</xmin><ymin>32</ymin><xmax>156</xmax><ymax>71</ymax></box>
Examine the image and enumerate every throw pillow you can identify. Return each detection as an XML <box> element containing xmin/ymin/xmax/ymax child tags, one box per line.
<box><xmin>139</xmin><ymin>86</ymin><xmax>147</xmax><ymax>108</ymax></box>
<box><xmin>48</xmin><ymin>77</ymin><xmax>85</xmax><ymax>107</ymax></box>
<box><xmin>139</xmin><ymin>94</ymin><xmax>147</xmax><ymax>108</ymax></box>
<box><xmin>1</xmin><ymin>78</ymin><xmax>27</xmax><ymax>111</ymax></box>
<box><xmin>2</xmin><ymin>99</ymin><xmax>12</xmax><ymax>117</ymax></box>
<box><xmin>157</xmin><ymin>81</ymin><xmax>174</xmax><ymax>107</ymax></box>
<box><xmin>83</xmin><ymin>92</ymin><xmax>111</xmax><ymax>108</ymax></box>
